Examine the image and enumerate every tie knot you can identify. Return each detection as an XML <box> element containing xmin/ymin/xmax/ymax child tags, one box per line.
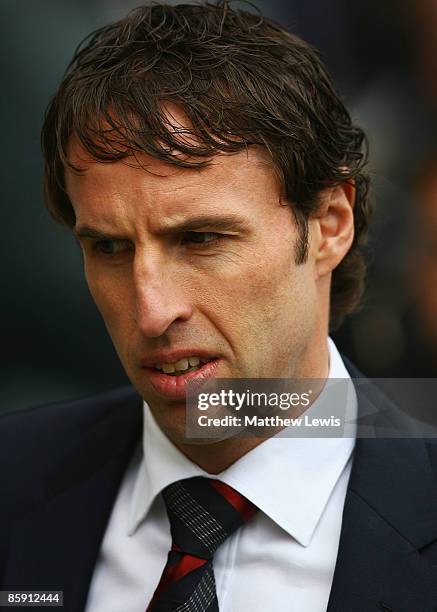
<box><xmin>162</xmin><ymin>476</ymin><xmax>258</xmax><ymax>559</ymax></box>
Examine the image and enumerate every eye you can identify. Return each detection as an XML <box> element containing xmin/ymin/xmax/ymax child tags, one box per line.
<box><xmin>92</xmin><ymin>239</ymin><xmax>133</xmax><ymax>255</ymax></box>
<box><xmin>181</xmin><ymin>231</ymin><xmax>220</xmax><ymax>245</ymax></box>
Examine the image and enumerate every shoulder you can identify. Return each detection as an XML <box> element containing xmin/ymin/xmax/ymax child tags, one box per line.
<box><xmin>0</xmin><ymin>387</ymin><xmax>143</xmax><ymax>575</ymax></box>
<box><xmin>0</xmin><ymin>386</ymin><xmax>142</xmax><ymax>488</ymax></box>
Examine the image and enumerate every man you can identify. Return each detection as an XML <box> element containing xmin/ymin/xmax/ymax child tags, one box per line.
<box><xmin>2</xmin><ymin>2</ymin><xmax>437</xmax><ymax>611</ymax></box>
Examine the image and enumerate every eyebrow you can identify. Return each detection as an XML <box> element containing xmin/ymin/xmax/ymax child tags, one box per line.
<box><xmin>74</xmin><ymin>214</ymin><xmax>249</xmax><ymax>240</ymax></box>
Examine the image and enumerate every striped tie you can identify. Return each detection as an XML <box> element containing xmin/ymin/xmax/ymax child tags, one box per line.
<box><xmin>146</xmin><ymin>476</ymin><xmax>258</xmax><ymax>612</ymax></box>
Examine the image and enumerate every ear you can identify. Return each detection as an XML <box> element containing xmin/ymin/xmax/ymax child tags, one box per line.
<box><xmin>310</xmin><ymin>181</ymin><xmax>355</xmax><ymax>278</ymax></box>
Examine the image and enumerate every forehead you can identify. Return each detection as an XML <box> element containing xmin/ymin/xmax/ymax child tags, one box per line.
<box><xmin>64</xmin><ymin>101</ymin><xmax>282</xmax><ymax>221</ymax></box>
<box><xmin>65</xmin><ymin>136</ymin><xmax>281</xmax><ymax>229</ymax></box>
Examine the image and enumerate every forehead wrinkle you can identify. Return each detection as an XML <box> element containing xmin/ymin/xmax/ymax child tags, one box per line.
<box><xmin>66</xmin><ymin>141</ymin><xmax>281</xmax><ymax>240</ymax></box>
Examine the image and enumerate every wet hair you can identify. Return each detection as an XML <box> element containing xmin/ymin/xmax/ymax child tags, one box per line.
<box><xmin>41</xmin><ymin>0</ymin><xmax>371</xmax><ymax>330</ymax></box>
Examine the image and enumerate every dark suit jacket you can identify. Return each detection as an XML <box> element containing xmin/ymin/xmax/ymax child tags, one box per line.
<box><xmin>2</xmin><ymin>370</ymin><xmax>437</xmax><ymax>612</ymax></box>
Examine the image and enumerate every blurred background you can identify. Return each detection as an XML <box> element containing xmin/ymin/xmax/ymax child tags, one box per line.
<box><xmin>1</xmin><ymin>0</ymin><xmax>437</xmax><ymax>413</ymax></box>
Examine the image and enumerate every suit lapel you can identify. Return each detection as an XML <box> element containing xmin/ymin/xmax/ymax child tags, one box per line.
<box><xmin>4</xmin><ymin>391</ymin><xmax>143</xmax><ymax>612</ymax></box>
<box><xmin>328</xmin><ymin>378</ymin><xmax>437</xmax><ymax>612</ymax></box>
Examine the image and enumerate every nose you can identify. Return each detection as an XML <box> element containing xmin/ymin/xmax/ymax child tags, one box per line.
<box><xmin>133</xmin><ymin>252</ymin><xmax>193</xmax><ymax>338</ymax></box>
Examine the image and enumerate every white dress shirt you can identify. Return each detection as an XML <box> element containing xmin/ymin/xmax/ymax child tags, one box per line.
<box><xmin>85</xmin><ymin>338</ymin><xmax>356</xmax><ymax>612</ymax></box>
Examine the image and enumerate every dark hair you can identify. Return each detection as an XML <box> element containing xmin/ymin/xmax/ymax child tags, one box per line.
<box><xmin>41</xmin><ymin>0</ymin><xmax>371</xmax><ymax>330</ymax></box>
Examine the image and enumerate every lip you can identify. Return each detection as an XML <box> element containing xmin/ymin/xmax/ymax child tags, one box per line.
<box><xmin>144</xmin><ymin>358</ymin><xmax>220</xmax><ymax>400</ymax></box>
<box><xmin>140</xmin><ymin>349</ymin><xmax>218</xmax><ymax>369</ymax></box>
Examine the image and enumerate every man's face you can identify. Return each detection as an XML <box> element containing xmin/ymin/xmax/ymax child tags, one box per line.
<box><xmin>66</xmin><ymin>142</ymin><xmax>327</xmax><ymax>442</ymax></box>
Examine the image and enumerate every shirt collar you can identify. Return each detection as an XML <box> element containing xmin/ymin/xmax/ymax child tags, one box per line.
<box><xmin>128</xmin><ymin>338</ymin><xmax>356</xmax><ymax>546</ymax></box>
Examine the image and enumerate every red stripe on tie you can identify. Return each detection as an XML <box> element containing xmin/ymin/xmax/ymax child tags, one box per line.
<box><xmin>146</xmin><ymin>553</ymin><xmax>207</xmax><ymax>611</ymax></box>
<box><xmin>166</xmin><ymin>553</ymin><xmax>207</xmax><ymax>583</ymax></box>
<box><xmin>210</xmin><ymin>480</ymin><xmax>257</xmax><ymax>522</ymax></box>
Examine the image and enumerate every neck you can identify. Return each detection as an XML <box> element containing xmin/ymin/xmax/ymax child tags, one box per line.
<box><xmin>174</xmin><ymin>436</ymin><xmax>268</xmax><ymax>474</ymax></box>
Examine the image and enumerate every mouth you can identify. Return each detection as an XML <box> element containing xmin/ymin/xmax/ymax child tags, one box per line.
<box><xmin>154</xmin><ymin>356</ymin><xmax>210</xmax><ymax>376</ymax></box>
<box><xmin>143</xmin><ymin>354</ymin><xmax>220</xmax><ymax>400</ymax></box>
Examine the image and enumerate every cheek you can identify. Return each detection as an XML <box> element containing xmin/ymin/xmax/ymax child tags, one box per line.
<box><xmin>239</xmin><ymin>249</ymin><xmax>310</xmax><ymax>312</ymax></box>
<box><xmin>213</xmin><ymin>248</ymin><xmax>313</xmax><ymax>349</ymax></box>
